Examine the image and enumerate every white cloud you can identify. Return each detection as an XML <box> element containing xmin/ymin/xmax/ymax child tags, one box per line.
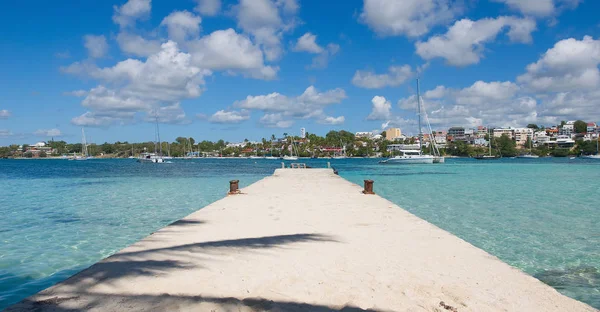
<box><xmin>63</xmin><ymin>90</ymin><xmax>87</xmax><ymax>97</ymax></box>
<box><xmin>194</xmin><ymin>0</ymin><xmax>221</xmax><ymax>16</ymax></box>
<box><xmin>55</xmin><ymin>51</ymin><xmax>71</xmax><ymax>59</ymax></box>
<box><xmin>147</xmin><ymin>103</ymin><xmax>190</xmax><ymax>124</ymax></box>
<box><xmin>234</xmin><ymin>0</ymin><xmax>299</xmax><ymax>61</ymax></box>
<box><xmin>367</xmin><ymin>96</ymin><xmax>392</xmax><ymax>120</ymax></box>
<box><xmin>416</xmin><ymin>16</ymin><xmax>536</xmax><ymax>66</ymax></box>
<box><xmin>161</xmin><ymin>10</ymin><xmax>202</xmax><ymax>43</ymax></box>
<box><xmin>360</xmin><ymin>0</ymin><xmax>461</xmax><ymax>37</ymax></box>
<box><xmin>209</xmin><ymin>109</ymin><xmax>250</xmax><ymax>124</ymax></box>
<box><xmin>34</xmin><ymin>129</ymin><xmax>62</xmax><ymax>137</ymax></box>
<box><xmin>0</xmin><ymin>109</ymin><xmax>11</xmax><ymax>118</ymax></box>
<box><xmin>294</xmin><ymin>33</ymin><xmax>323</xmax><ymax>53</ymax></box>
<box><xmin>236</xmin><ymin>85</ymin><xmax>346</xmax><ymax>123</ymax></box>
<box><xmin>319</xmin><ymin>116</ymin><xmax>345</xmax><ymax>125</ymax></box>
<box><xmin>259</xmin><ymin>113</ymin><xmax>295</xmax><ymax>128</ymax></box>
<box><xmin>188</xmin><ymin>28</ymin><xmax>278</xmax><ymax>80</ymax></box>
<box><xmin>113</xmin><ymin>0</ymin><xmax>151</xmax><ymax>28</ymax></box>
<box><xmin>352</xmin><ymin>65</ymin><xmax>413</xmax><ymax>89</ymax></box>
<box><xmin>491</xmin><ymin>0</ymin><xmax>581</xmax><ymax>17</ymax></box>
<box><xmin>116</xmin><ymin>32</ymin><xmax>162</xmax><ymax>57</ymax></box>
<box><xmin>517</xmin><ymin>36</ymin><xmax>600</xmax><ymax>93</ymax></box>
<box><xmin>0</xmin><ymin>129</ymin><xmax>13</xmax><ymax>137</ymax></box>
<box><xmin>65</xmin><ymin>41</ymin><xmax>209</xmax><ymax>127</ymax></box>
<box><xmin>84</xmin><ymin>35</ymin><xmax>108</xmax><ymax>58</ymax></box>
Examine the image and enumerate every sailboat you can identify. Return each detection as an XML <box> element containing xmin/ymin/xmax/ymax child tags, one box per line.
<box><xmin>420</xmin><ymin>93</ymin><xmax>444</xmax><ymax>163</ymax></box>
<box><xmin>516</xmin><ymin>136</ymin><xmax>539</xmax><ymax>158</ymax></box>
<box><xmin>138</xmin><ymin>116</ymin><xmax>165</xmax><ymax>163</ymax></box>
<box><xmin>128</xmin><ymin>144</ymin><xmax>135</xmax><ymax>159</ymax></box>
<box><xmin>282</xmin><ymin>136</ymin><xmax>298</xmax><ymax>160</ymax></box>
<box><xmin>265</xmin><ymin>142</ymin><xmax>278</xmax><ymax>160</ymax></box>
<box><xmin>74</xmin><ymin>128</ymin><xmax>92</xmax><ymax>160</ymax></box>
<box><xmin>475</xmin><ymin>127</ymin><xmax>500</xmax><ymax>160</ymax></box>
<box><xmin>582</xmin><ymin>137</ymin><xmax>600</xmax><ymax>159</ymax></box>
<box><xmin>380</xmin><ymin>78</ymin><xmax>434</xmax><ymax>164</ymax></box>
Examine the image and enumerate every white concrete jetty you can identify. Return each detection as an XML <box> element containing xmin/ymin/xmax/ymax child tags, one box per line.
<box><xmin>7</xmin><ymin>169</ymin><xmax>595</xmax><ymax>311</ymax></box>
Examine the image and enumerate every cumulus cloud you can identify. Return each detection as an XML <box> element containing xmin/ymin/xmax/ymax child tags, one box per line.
<box><xmin>234</xmin><ymin>0</ymin><xmax>300</xmax><ymax>61</ymax></box>
<box><xmin>113</xmin><ymin>0</ymin><xmax>151</xmax><ymax>28</ymax></box>
<box><xmin>188</xmin><ymin>28</ymin><xmax>278</xmax><ymax>79</ymax></box>
<box><xmin>161</xmin><ymin>10</ymin><xmax>202</xmax><ymax>43</ymax></box>
<box><xmin>65</xmin><ymin>41</ymin><xmax>209</xmax><ymax>127</ymax></box>
<box><xmin>293</xmin><ymin>33</ymin><xmax>323</xmax><ymax>53</ymax></box>
<box><xmin>259</xmin><ymin>113</ymin><xmax>295</xmax><ymax>128</ymax></box>
<box><xmin>352</xmin><ymin>65</ymin><xmax>413</xmax><ymax>89</ymax></box>
<box><xmin>416</xmin><ymin>16</ymin><xmax>536</xmax><ymax>66</ymax></box>
<box><xmin>209</xmin><ymin>109</ymin><xmax>250</xmax><ymax>124</ymax></box>
<box><xmin>491</xmin><ymin>0</ymin><xmax>581</xmax><ymax>17</ymax></box>
<box><xmin>194</xmin><ymin>0</ymin><xmax>221</xmax><ymax>16</ymax></box>
<box><xmin>236</xmin><ymin>85</ymin><xmax>346</xmax><ymax>119</ymax></box>
<box><xmin>360</xmin><ymin>0</ymin><xmax>461</xmax><ymax>37</ymax></box>
<box><xmin>235</xmin><ymin>85</ymin><xmax>346</xmax><ymax>126</ymax></box>
<box><xmin>394</xmin><ymin>80</ymin><xmax>541</xmax><ymax>128</ymax></box>
<box><xmin>116</xmin><ymin>32</ymin><xmax>162</xmax><ymax>57</ymax></box>
<box><xmin>319</xmin><ymin>116</ymin><xmax>345</xmax><ymax>125</ymax></box>
<box><xmin>517</xmin><ymin>36</ymin><xmax>600</xmax><ymax>93</ymax></box>
<box><xmin>367</xmin><ymin>96</ymin><xmax>392</xmax><ymax>120</ymax></box>
<box><xmin>516</xmin><ymin>36</ymin><xmax>600</xmax><ymax>122</ymax></box>
<box><xmin>34</xmin><ymin>129</ymin><xmax>62</xmax><ymax>137</ymax></box>
<box><xmin>84</xmin><ymin>35</ymin><xmax>108</xmax><ymax>58</ymax></box>
<box><xmin>0</xmin><ymin>109</ymin><xmax>11</xmax><ymax>118</ymax></box>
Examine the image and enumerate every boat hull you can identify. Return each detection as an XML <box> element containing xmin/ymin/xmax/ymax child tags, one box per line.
<box><xmin>433</xmin><ymin>156</ymin><xmax>445</xmax><ymax>163</ymax></box>
<box><xmin>381</xmin><ymin>156</ymin><xmax>434</xmax><ymax>164</ymax></box>
<box><xmin>582</xmin><ymin>155</ymin><xmax>600</xmax><ymax>159</ymax></box>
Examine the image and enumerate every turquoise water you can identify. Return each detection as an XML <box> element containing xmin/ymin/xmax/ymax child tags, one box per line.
<box><xmin>0</xmin><ymin>158</ymin><xmax>599</xmax><ymax>309</ymax></box>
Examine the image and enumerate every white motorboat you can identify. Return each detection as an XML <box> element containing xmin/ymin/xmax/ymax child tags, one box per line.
<box><xmin>380</xmin><ymin>150</ymin><xmax>434</xmax><ymax>164</ymax></box>
<box><xmin>282</xmin><ymin>156</ymin><xmax>298</xmax><ymax>161</ymax></box>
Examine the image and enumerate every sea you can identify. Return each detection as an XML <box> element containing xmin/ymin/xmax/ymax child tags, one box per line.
<box><xmin>0</xmin><ymin>158</ymin><xmax>598</xmax><ymax>309</ymax></box>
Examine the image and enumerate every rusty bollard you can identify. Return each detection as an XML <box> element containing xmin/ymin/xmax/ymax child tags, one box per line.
<box><xmin>363</xmin><ymin>180</ymin><xmax>375</xmax><ymax>194</ymax></box>
<box><xmin>229</xmin><ymin>180</ymin><xmax>240</xmax><ymax>195</ymax></box>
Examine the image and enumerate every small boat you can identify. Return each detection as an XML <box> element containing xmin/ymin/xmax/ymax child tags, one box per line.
<box><xmin>249</xmin><ymin>155</ymin><xmax>264</xmax><ymax>159</ymax></box>
<box><xmin>516</xmin><ymin>154</ymin><xmax>539</xmax><ymax>159</ymax></box>
<box><xmin>137</xmin><ymin>116</ymin><xmax>166</xmax><ymax>164</ymax></box>
<box><xmin>474</xmin><ymin>155</ymin><xmax>500</xmax><ymax>160</ymax></box>
<box><xmin>265</xmin><ymin>156</ymin><xmax>278</xmax><ymax>160</ymax></box>
<box><xmin>380</xmin><ymin>150</ymin><xmax>434</xmax><ymax>164</ymax></box>
<box><xmin>282</xmin><ymin>156</ymin><xmax>298</xmax><ymax>161</ymax></box>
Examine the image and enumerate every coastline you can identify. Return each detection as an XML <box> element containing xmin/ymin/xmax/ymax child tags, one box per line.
<box><xmin>6</xmin><ymin>168</ymin><xmax>595</xmax><ymax>311</ymax></box>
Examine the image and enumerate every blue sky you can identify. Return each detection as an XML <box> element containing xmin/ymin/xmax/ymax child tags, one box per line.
<box><xmin>1</xmin><ymin>0</ymin><xmax>599</xmax><ymax>145</ymax></box>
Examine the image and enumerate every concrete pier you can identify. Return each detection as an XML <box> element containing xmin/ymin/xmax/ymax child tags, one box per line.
<box><xmin>7</xmin><ymin>169</ymin><xmax>595</xmax><ymax>311</ymax></box>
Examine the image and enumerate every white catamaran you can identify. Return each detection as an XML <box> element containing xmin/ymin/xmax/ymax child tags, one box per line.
<box><xmin>380</xmin><ymin>79</ymin><xmax>434</xmax><ymax>164</ymax></box>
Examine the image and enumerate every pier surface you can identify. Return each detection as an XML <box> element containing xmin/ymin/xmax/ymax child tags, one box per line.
<box><xmin>8</xmin><ymin>169</ymin><xmax>595</xmax><ymax>311</ymax></box>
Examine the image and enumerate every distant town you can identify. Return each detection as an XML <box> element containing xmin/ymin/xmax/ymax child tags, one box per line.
<box><xmin>1</xmin><ymin>120</ymin><xmax>599</xmax><ymax>159</ymax></box>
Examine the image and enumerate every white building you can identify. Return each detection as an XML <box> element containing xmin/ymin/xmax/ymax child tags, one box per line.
<box><xmin>493</xmin><ymin>128</ymin><xmax>514</xmax><ymax>139</ymax></box>
<box><xmin>513</xmin><ymin>128</ymin><xmax>533</xmax><ymax>146</ymax></box>
<box><xmin>300</xmin><ymin>128</ymin><xmax>306</xmax><ymax>139</ymax></box>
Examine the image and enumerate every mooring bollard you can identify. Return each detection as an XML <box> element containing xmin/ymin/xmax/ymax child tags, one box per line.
<box><xmin>229</xmin><ymin>180</ymin><xmax>240</xmax><ymax>195</ymax></box>
<box><xmin>281</xmin><ymin>162</ymin><xmax>285</xmax><ymax>169</ymax></box>
<box><xmin>327</xmin><ymin>162</ymin><xmax>331</xmax><ymax>168</ymax></box>
<box><xmin>363</xmin><ymin>179</ymin><xmax>375</xmax><ymax>194</ymax></box>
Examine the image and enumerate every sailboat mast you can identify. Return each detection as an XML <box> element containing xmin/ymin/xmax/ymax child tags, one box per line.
<box><xmin>156</xmin><ymin>116</ymin><xmax>162</xmax><ymax>156</ymax></box>
<box><xmin>416</xmin><ymin>78</ymin><xmax>423</xmax><ymax>152</ymax></box>
<box><xmin>489</xmin><ymin>126</ymin><xmax>492</xmax><ymax>156</ymax></box>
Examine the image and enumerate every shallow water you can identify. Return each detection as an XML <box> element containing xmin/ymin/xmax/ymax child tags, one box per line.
<box><xmin>0</xmin><ymin>158</ymin><xmax>598</xmax><ymax>309</ymax></box>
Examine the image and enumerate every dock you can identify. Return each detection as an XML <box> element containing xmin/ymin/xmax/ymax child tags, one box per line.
<box><xmin>7</xmin><ymin>169</ymin><xmax>595</xmax><ymax>311</ymax></box>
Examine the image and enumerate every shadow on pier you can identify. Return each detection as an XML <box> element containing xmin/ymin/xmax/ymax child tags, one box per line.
<box><xmin>13</xmin><ymin>293</ymin><xmax>386</xmax><ymax>312</ymax></box>
<box><xmin>6</xmin><ymin>233</ymin><xmax>348</xmax><ymax>312</ymax></box>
